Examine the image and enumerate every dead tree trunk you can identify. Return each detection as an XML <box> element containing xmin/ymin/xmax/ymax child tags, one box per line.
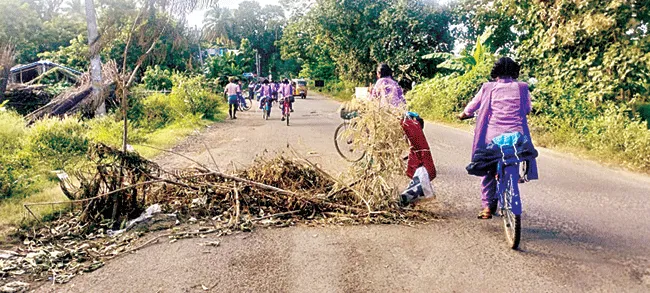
<box><xmin>0</xmin><ymin>44</ymin><xmax>15</xmax><ymax>102</ymax></box>
<box><xmin>84</xmin><ymin>0</ymin><xmax>105</xmax><ymax>116</ymax></box>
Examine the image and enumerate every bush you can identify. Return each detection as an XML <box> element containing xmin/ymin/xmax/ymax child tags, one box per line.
<box><xmin>142</xmin><ymin>65</ymin><xmax>173</xmax><ymax>91</ymax></box>
<box><xmin>0</xmin><ymin>110</ymin><xmax>31</xmax><ymax>198</ymax></box>
<box><xmin>0</xmin><ymin>155</ymin><xmax>33</xmax><ymax>198</ymax></box>
<box><xmin>319</xmin><ymin>79</ymin><xmax>356</xmax><ymax>101</ymax></box>
<box><xmin>408</xmin><ymin>63</ymin><xmax>650</xmax><ymax>172</ymax></box>
<box><xmin>0</xmin><ymin>110</ymin><xmax>26</xmax><ymax>153</ymax></box>
<box><xmin>86</xmin><ymin>115</ymin><xmax>145</xmax><ymax>148</ymax></box>
<box><xmin>141</xmin><ymin>93</ymin><xmax>178</xmax><ymax>130</ymax></box>
<box><xmin>24</xmin><ymin>117</ymin><xmax>89</xmax><ymax>170</ymax></box>
<box><xmin>169</xmin><ymin>74</ymin><xmax>221</xmax><ymax>120</ymax></box>
<box><xmin>407</xmin><ymin>61</ymin><xmax>490</xmax><ymax>121</ymax></box>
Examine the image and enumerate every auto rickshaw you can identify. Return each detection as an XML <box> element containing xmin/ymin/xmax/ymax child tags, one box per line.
<box><xmin>292</xmin><ymin>79</ymin><xmax>308</xmax><ymax>99</ymax></box>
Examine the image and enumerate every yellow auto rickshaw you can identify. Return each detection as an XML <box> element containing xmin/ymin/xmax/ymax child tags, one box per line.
<box><xmin>292</xmin><ymin>79</ymin><xmax>308</xmax><ymax>99</ymax></box>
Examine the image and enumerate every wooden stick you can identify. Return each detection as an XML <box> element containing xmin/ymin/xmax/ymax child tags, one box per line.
<box><xmin>24</xmin><ymin>179</ymin><xmax>165</xmax><ymax>207</ymax></box>
<box><xmin>202</xmin><ymin>140</ymin><xmax>220</xmax><ymax>171</ymax></box>
<box><xmin>233</xmin><ymin>183</ymin><xmax>240</xmax><ymax>225</ymax></box>
<box><xmin>208</xmin><ymin>171</ymin><xmax>298</xmax><ymax>196</ymax></box>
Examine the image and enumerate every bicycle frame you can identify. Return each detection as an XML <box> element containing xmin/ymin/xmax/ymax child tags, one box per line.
<box><xmin>496</xmin><ymin>148</ymin><xmax>522</xmax><ymax>216</ymax></box>
<box><xmin>282</xmin><ymin>98</ymin><xmax>291</xmax><ymax>115</ymax></box>
<box><xmin>238</xmin><ymin>95</ymin><xmax>248</xmax><ymax>108</ymax></box>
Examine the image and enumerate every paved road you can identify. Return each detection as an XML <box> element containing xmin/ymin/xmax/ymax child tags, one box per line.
<box><xmin>40</xmin><ymin>93</ymin><xmax>650</xmax><ymax>292</ymax></box>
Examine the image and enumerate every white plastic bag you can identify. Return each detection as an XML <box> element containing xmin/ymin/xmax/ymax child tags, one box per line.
<box><xmin>400</xmin><ymin>166</ymin><xmax>435</xmax><ymax>204</ymax></box>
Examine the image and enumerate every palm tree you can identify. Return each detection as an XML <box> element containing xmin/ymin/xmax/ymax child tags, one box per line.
<box><xmin>203</xmin><ymin>6</ymin><xmax>235</xmax><ymax>45</ymax></box>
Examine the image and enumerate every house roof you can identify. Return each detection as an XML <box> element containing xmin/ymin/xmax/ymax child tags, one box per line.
<box><xmin>10</xmin><ymin>60</ymin><xmax>82</xmax><ymax>76</ymax></box>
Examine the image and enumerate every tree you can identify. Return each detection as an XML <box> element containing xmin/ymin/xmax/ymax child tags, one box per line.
<box><xmin>203</xmin><ymin>5</ymin><xmax>235</xmax><ymax>46</ymax></box>
<box><xmin>84</xmin><ymin>0</ymin><xmax>105</xmax><ymax>115</ymax></box>
<box><xmin>279</xmin><ymin>0</ymin><xmax>453</xmax><ymax>83</ymax></box>
<box><xmin>457</xmin><ymin>0</ymin><xmax>650</xmax><ymax>104</ymax></box>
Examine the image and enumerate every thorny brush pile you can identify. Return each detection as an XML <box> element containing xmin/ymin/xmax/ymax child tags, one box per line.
<box><xmin>1</xmin><ymin>134</ymin><xmax>438</xmax><ymax>289</ymax></box>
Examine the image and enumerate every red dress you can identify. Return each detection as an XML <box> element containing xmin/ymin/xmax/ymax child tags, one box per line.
<box><xmin>401</xmin><ymin>119</ymin><xmax>436</xmax><ymax>180</ymax></box>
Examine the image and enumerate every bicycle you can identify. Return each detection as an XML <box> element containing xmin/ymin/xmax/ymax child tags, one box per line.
<box><xmin>334</xmin><ymin>109</ymin><xmax>366</xmax><ymax>162</ymax></box>
<box><xmin>334</xmin><ymin>110</ymin><xmax>420</xmax><ymax>162</ymax></box>
<box><xmin>238</xmin><ymin>94</ymin><xmax>252</xmax><ymax>112</ymax></box>
<box><xmin>281</xmin><ymin>97</ymin><xmax>291</xmax><ymax>126</ymax></box>
<box><xmin>492</xmin><ymin>134</ymin><xmax>526</xmax><ymax>249</ymax></box>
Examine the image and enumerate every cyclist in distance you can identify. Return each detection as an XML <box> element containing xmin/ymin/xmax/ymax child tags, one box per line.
<box><xmin>279</xmin><ymin>78</ymin><xmax>294</xmax><ymax>121</ymax></box>
<box><xmin>258</xmin><ymin>79</ymin><xmax>272</xmax><ymax>109</ymax></box>
<box><xmin>458</xmin><ymin>57</ymin><xmax>539</xmax><ymax>219</ymax></box>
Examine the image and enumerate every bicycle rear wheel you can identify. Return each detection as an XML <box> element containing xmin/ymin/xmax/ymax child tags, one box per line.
<box><xmin>334</xmin><ymin>122</ymin><xmax>365</xmax><ymax>162</ymax></box>
<box><xmin>502</xmin><ymin>179</ymin><xmax>521</xmax><ymax>249</ymax></box>
<box><xmin>241</xmin><ymin>99</ymin><xmax>251</xmax><ymax>111</ymax></box>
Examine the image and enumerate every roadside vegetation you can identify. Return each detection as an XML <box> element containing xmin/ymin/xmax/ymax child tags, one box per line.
<box><xmin>407</xmin><ymin>1</ymin><xmax>650</xmax><ymax>172</ymax></box>
<box><xmin>1</xmin><ymin>0</ymin><xmax>649</xmax><ymax>235</ymax></box>
<box><xmin>279</xmin><ymin>0</ymin><xmax>650</xmax><ymax>173</ymax></box>
<box><xmin>0</xmin><ymin>68</ymin><xmax>225</xmax><ymax>230</ymax></box>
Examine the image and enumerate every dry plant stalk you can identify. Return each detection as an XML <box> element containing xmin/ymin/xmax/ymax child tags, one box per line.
<box><xmin>338</xmin><ymin>99</ymin><xmax>409</xmax><ymax>211</ymax></box>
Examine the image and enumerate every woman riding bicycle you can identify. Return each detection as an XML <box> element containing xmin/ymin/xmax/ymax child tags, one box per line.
<box><xmin>458</xmin><ymin>57</ymin><xmax>538</xmax><ymax>219</ymax></box>
<box><xmin>258</xmin><ymin>79</ymin><xmax>273</xmax><ymax>109</ymax></box>
<box><xmin>279</xmin><ymin>78</ymin><xmax>294</xmax><ymax>121</ymax></box>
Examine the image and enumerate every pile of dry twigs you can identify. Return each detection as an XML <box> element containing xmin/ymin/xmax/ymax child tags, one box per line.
<box><xmin>2</xmin><ymin>139</ymin><xmax>437</xmax><ymax>289</ymax></box>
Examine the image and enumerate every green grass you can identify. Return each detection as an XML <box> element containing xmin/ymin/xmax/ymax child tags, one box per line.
<box><xmin>316</xmin><ymin>87</ymin><xmax>354</xmax><ymax>102</ymax></box>
<box><xmin>0</xmin><ymin>184</ymin><xmax>68</xmax><ymax>242</ymax></box>
<box><xmin>0</xmin><ymin>104</ymin><xmax>228</xmax><ymax>241</ymax></box>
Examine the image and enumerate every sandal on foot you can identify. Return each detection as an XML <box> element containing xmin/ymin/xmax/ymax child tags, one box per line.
<box><xmin>477</xmin><ymin>208</ymin><xmax>492</xmax><ymax>219</ymax></box>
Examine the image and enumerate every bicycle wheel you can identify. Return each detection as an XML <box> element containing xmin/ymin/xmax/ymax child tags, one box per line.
<box><xmin>286</xmin><ymin>112</ymin><xmax>290</xmax><ymax>126</ymax></box>
<box><xmin>334</xmin><ymin>122</ymin><xmax>366</xmax><ymax>162</ymax></box>
<box><xmin>502</xmin><ymin>178</ymin><xmax>521</xmax><ymax>249</ymax></box>
<box><xmin>241</xmin><ymin>99</ymin><xmax>251</xmax><ymax>111</ymax></box>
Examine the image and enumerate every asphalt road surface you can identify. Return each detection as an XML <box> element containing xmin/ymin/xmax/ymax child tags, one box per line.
<box><xmin>38</xmin><ymin>93</ymin><xmax>650</xmax><ymax>292</ymax></box>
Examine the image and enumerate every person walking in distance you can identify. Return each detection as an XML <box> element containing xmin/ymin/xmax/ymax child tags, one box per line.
<box><xmin>224</xmin><ymin>77</ymin><xmax>240</xmax><ymax>119</ymax></box>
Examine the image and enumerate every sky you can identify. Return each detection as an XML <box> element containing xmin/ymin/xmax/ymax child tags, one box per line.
<box><xmin>186</xmin><ymin>0</ymin><xmax>281</xmax><ymax>28</ymax></box>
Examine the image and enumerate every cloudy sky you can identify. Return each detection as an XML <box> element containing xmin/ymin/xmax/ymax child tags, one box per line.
<box><xmin>186</xmin><ymin>0</ymin><xmax>281</xmax><ymax>28</ymax></box>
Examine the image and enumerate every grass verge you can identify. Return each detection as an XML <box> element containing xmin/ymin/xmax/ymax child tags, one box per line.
<box><xmin>0</xmin><ymin>108</ymin><xmax>227</xmax><ymax>241</ymax></box>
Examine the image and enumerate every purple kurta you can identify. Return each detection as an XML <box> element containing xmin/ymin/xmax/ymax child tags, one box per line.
<box><xmin>464</xmin><ymin>78</ymin><xmax>532</xmax><ymax>150</ymax></box>
<box><xmin>279</xmin><ymin>84</ymin><xmax>293</xmax><ymax>98</ymax></box>
<box><xmin>258</xmin><ymin>84</ymin><xmax>272</xmax><ymax>97</ymax></box>
<box><xmin>463</xmin><ymin>78</ymin><xmax>538</xmax><ymax>208</ymax></box>
<box><xmin>370</xmin><ymin>77</ymin><xmax>406</xmax><ymax>108</ymax></box>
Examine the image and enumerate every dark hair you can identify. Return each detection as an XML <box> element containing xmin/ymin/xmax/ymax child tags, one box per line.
<box><xmin>377</xmin><ymin>63</ymin><xmax>392</xmax><ymax>78</ymax></box>
<box><xmin>263</xmin><ymin>79</ymin><xmax>269</xmax><ymax>84</ymax></box>
<box><xmin>490</xmin><ymin>57</ymin><xmax>520</xmax><ymax>79</ymax></box>
<box><xmin>283</xmin><ymin>78</ymin><xmax>289</xmax><ymax>84</ymax></box>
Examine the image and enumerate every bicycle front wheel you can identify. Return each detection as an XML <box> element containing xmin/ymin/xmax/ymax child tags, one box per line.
<box><xmin>334</xmin><ymin>122</ymin><xmax>365</xmax><ymax>162</ymax></box>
